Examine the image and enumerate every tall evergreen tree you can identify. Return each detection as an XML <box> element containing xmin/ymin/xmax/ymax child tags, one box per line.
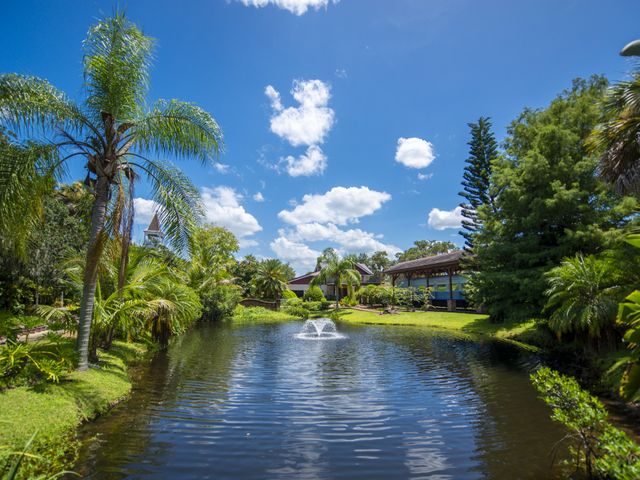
<box><xmin>459</xmin><ymin>117</ymin><xmax>498</xmax><ymax>252</ymax></box>
<box><xmin>469</xmin><ymin>77</ymin><xmax>634</xmax><ymax>321</ymax></box>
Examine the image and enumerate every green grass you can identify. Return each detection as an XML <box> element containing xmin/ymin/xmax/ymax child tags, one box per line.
<box><xmin>0</xmin><ymin>341</ymin><xmax>146</xmax><ymax>478</ymax></box>
<box><xmin>334</xmin><ymin>309</ymin><xmax>547</xmax><ymax>351</ymax></box>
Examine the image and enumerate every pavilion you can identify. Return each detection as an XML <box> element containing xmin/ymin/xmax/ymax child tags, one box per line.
<box><xmin>383</xmin><ymin>250</ymin><xmax>467</xmax><ymax>311</ymax></box>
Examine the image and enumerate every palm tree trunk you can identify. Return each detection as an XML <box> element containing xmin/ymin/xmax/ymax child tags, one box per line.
<box><xmin>117</xmin><ymin>181</ymin><xmax>134</xmax><ymax>292</ymax></box>
<box><xmin>77</xmin><ymin>175</ymin><xmax>110</xmax><ymax>371</ymax></box>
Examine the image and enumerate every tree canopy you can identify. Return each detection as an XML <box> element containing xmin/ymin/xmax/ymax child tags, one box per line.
<box><xmin>469</xmin><ymin>77</ymin><xmax>635</xmax><ymax>321</ymax></box>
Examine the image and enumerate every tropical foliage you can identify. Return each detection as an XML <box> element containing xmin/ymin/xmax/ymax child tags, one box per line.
<box><xmin>544</xmin><ymin>254</ymin><xmax>619</xmax><ymax>341</ymax></box>
<box><xmin>252</xmin><ymin>259</ymin><xmax>290</xmax><ymax>302</ymax></box>
<box><xmin>312</xmin><ymin>253</ymin><xmax>361</xmax><ymax>310</ymax></box>
<box><xmin>0</xmin><ymin>13</ymin><xmax>223</xmax><ymax>369</ymax></box>
<box><xmin>531</xmin><ymin>367</ymin><xmax>640</xmax><ymax>479</ymax></box>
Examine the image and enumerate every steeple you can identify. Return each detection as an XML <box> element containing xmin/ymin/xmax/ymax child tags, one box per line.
<box><xmin>144</xmin><ymin>212</ymin><xmax>165</xmax><ymax>246</ymax></box>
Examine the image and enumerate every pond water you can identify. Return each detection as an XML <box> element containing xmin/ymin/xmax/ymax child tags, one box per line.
<box><xmin>74</xmin><ymin>321</ymin><xmax>569</xmax><ymax>479</ymax></box>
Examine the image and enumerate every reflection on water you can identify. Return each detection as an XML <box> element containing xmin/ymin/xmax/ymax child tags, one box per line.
<box><xmin>74</xmin><ymin>321</ymin><xmax>568</xmax><ymax>479</ymax></box>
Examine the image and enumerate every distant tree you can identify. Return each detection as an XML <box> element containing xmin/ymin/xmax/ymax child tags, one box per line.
<box><xmin>187</xmin><ymin>226</ymin><xmax>239</xmax><ymax>321</ymax></box>
<box><xmin>470</xmin><ymin>77</ymin><xmax>634</xmax><ymax>321</ymax></box>
<box><xmin>459</xmin><ymin>117</ymin><xmax>498</xmax><ymax>252</ymax></box>
<box><xmin>395</xmin><ymin>240</ymin><xmax>456</xmax><ymax>262</ymax></box>
<box><xmin>281</xmin><ymin>262</ymin><xmax>296</xmax><ymax>281</ymax></box>
<box><xmin>370</xmin><ymin>251</ymin><xmax>391</xmax><ymax>275</ymax></box>
<box><xmin>253</xmin><ymin>259</ymin><xmax>289</xmax><ymax>302</ymax></box>
<box><xmin>231</xmin><ymin>254</ymin><xmax>260</xmax><ymax>297</ymax></box>
<box><xmin>316</xmin><ymin>247</ymin><xmax>339</xmax><ymax>270</ymax></box>
<box><xmin>312</xmin><ymin>256</ymin><xmax>360</xmax><ymax>310</ymax></box>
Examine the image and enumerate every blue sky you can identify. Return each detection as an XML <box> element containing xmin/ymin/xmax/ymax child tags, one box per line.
<box><xmin>2</xmin><ymin>0</ymin><xmax>640</xmax><ymax>273</ymax></box>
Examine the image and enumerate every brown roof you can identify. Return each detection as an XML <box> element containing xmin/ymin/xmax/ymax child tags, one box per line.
<box><xmin>289</xmin><ymin>271</ymin><xmax>319</xmax><ymax>285</ymax></box>
<box><xmin>145</xmin><ymin>213</ymin><xmax>161</xmax><ymax>232</ymax></box>
<box><xmin>384</xmin><ymin>250</ymin><xmax>465</xmax><ymax>275</ymax></box>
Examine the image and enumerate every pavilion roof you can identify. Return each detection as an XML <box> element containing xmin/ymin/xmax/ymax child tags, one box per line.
<box><xmin>384</xmin><ymin>250</ymin><xmax>465</xmax><ymax>275</ymax></box>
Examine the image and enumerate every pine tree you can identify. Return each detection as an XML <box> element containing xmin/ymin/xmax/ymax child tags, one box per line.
<box><xmin>459</xmin><ymin>117</ymin><xmax>498</xmax><ymax>252</ymax></box>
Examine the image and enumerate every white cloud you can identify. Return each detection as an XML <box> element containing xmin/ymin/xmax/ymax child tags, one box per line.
<box><xmin>213</xmin><ymin>162</ymin><xmax>230</xmax><ymax>173</ymax></box>
<box><xmin>283</xmin><ymin>145</ymin><xmax>327</xmax><ymax>177</ymax></box>
<box><xmin>133</xmin><ymin>198</ymin><xmax>161</xmax><ymax>226</ymax></box>
<box><xmin>253</xmin><ymin>192</ymin><xmax>265</xmax><ymax>202</ymax></box>
<box><xmin>266</xmin><ymin>80</ymin><xmax>334</xmax><ymax>147</ymax></box>
<box><xmin>428</xmin><ymin>206</ymin><xmax>463</xmax><ymax>230</ymax></box>
<box><xmin>201</xmin><ymin>186</ymin><xmax>262</xmax><ymax>240</ymax></box>
<box><xmin>278</xmin><ymin>186</ymin><xmax>391</xmax><ymax>226</ymax></box>
<box><xmin>285</xmin><ymin>222</ymin><xmax>401</xmax><ymax>256</ymax></box>
<box><xmin>238</xmin><ymin>238</ymin><xmax>259</xmax><ymax>248</ymax></box>
<box><xmin>265</xmin><ymin>85</ymin><xmax>282</xmax><ymax>111</ymax></box>
<box><xmin>335</xmin><ymin>68</ymin><xmax>348</xmax><ymax>79</ymax></box>
<box><xmin>237</xmin><ymin>0</ymin><xmax>338</xmax><ymax>15</ymax></box>
<box><xmin>417</xmin><ymin>172</ymin><xmax>433</xmax><ymax>181</ymax></box>
<box><xmin>270</xmin><ymin>236</ymin><xmax>320</xmax><ymax>272</ymax></box>
<box><xmin>395</xmin><ymin>137</ymin><xmax>436</xmax><ymax>169</ymax></box>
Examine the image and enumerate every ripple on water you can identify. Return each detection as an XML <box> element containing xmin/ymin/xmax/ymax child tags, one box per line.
<box><xmin>74</xmin><ymin>321</ymin><xmax>569</xmax><ymax>479</ymax></box>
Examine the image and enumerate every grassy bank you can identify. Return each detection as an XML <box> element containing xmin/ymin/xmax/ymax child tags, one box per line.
<box><xmin>334</xmin><ymin>309</ymin><xmax>548</xmax><ymax>351</ymax></box>
<box><xmin>230</xmin><ymin>305</ymin><xmax>299</xmax><ymax>323</ymax></box>
<box><xmin>0</xmin><ymin>341</ymin><xmax>146</xmax><ymax>478</ymax></box>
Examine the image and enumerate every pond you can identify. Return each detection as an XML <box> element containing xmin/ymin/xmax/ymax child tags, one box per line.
<box><xmin>74</xmin><ymin>320</ymin><xmax>569</xmax><ymax>479</ymax></box>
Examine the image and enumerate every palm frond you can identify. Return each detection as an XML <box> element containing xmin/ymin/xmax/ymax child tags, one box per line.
<box><xmin>82</xmin><ymin>12</ymin><xmax>154</xmax><ymax>122</ymax></box>
<box><xmin>131</xmin><ymin>99</ymin><xmax>223</xmax><ymax>163</ymax></box>
<box><xmin>0</xmin><ymin>74</ymin><xmax>85</xmax><ymax>138</ymax></box>
<box><xmin>133</xmin><ymin>158</ymin><xmax>204</xmax><ymax>253</ymax></box>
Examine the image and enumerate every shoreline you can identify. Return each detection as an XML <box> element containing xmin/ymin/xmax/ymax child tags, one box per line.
<box><xmin>0</xmin><ymin>341</ymin><xmax>147</xmax><ymax>478</ymax></box>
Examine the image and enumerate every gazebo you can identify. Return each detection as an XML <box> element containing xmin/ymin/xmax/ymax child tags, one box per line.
<box><xmin>383</xmin><ymin>251</ymin><xmax>466</xmax><ymax>311</ymax></box>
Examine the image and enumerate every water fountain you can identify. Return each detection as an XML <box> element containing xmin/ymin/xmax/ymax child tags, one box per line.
<box><xmin>296</xmin><ymin>318</ymin><xmax>345</xmax><ymax>340</ymax></box>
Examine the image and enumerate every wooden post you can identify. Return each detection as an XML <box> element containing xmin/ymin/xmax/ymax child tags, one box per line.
<box><xmin>447</xmin><ymin>267</ymin><xmax>456</xmax><ymax>312</ymax></box>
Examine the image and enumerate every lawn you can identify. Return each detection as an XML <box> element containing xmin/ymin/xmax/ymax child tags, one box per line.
<box><xmin>334</xmin><ymin>309</ymin><xmax>546</xmax><ymax>351</ymax></box>
<box><xmin>0</xmin><ymin>341</ymin><xmax>146</xmax><ymax>478</ymax></box>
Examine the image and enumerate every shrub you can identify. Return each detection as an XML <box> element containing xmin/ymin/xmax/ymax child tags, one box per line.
<box><xmin>282</xmin><ymin>297</ymin><xmax>302</xmax><ymax>308</ymax></box>
<box><xmin>0</xmin><ymin>337</ymin><xmax>76</xmax><ymax>389</ymax></box>
<box><xmin>302</xmin><ymin>301</ymin><xmax>321</xmax><ymax>312</ymax></box>
<box><xmin>531</xmin><ymin>367</ymin><xmax>640</xmax><ymax>479</ymax></box>
<box><xmin>200</xmin><ymin>284</ymin><xmax>242</xmax><ymax>321</ymax></box>
<box><xmin>282</xmin><ymin>306</ymin><xmax>310</xmax><ymax>320</ymax></box>
<box><xmin>303</xmin><ymin>285</ymin><xmax>325</xmax><ymax>302</ymax></box>
<box><xmin>282</xmin><ymin>289</ymin><xmax>298</xmax><ymax>300</ymax></box>
<box><xmin>320</xmin><ymin>300</ymin><xmax>332</xmax><ymax>311</ymax></box>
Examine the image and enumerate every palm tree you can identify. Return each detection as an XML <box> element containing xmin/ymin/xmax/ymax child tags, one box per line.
<box><xmin>313</xmin><ymin>256</ymin><xmax>361</xmax><ymax>310</ymax></box>
<box><xmin>252</xmin><ymin>259</ymin><xmax>289</xmax><ymax>303</ymax></box>
<box><xmin>0</xmin><ymin>13</ymin><xmax>222</xmax><ymax>369</ymax></box>
<box><xmin>544</xmin><ymin>254</ymin><xmax>618</xmax><ymax>341</ymax></box>
<box><xmin>589</xmin><ymin>69</ymin><xmax>640</xmax><ymax>195</ymax></box>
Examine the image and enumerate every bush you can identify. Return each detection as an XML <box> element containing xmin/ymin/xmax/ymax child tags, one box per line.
<box><xmin>200</xmin><ymin>284</ymin><xmax>242</xmax><ymax>321</ymax></box>
<box><xmin>282</xmin><ymin>306</ymin><xmax>310</xmax><ymax>320</ymax></box>
<box><xmin>303</xmin><ymin>285</ymin><xmax>325</xmax><ymax>302</ymax></box>
<box><xmin>356</xmin><ymin>285</ymin><xmax>393</xmax><ymax>307</ymax></box>
<box><xmin>282</xmin><ymin>297</ymin><xmax>302</xmax><ymax>308</ymax></box>
<box><xmin>320</xmin><ymin>299</ymin><xmax>332</xmax><ymax>311</ymax></box>
<box><xmin>302</xmin><ymin>301</ymin><xmax>321</xmax><ymax>312</ymax></box>
<box><xmin>531</xmin><ymin>367</ymin><xmax>640</xmax><ymax>479</ymax></box>
<box><xmin>282</xmin><ymin>289</ymin><xmax>298</xmax><ymax>300</ymax></box>
<box><xmin>0</xmin><ymin>337</ymin><xmax>76</xmax><ymax>389</ymax></box>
